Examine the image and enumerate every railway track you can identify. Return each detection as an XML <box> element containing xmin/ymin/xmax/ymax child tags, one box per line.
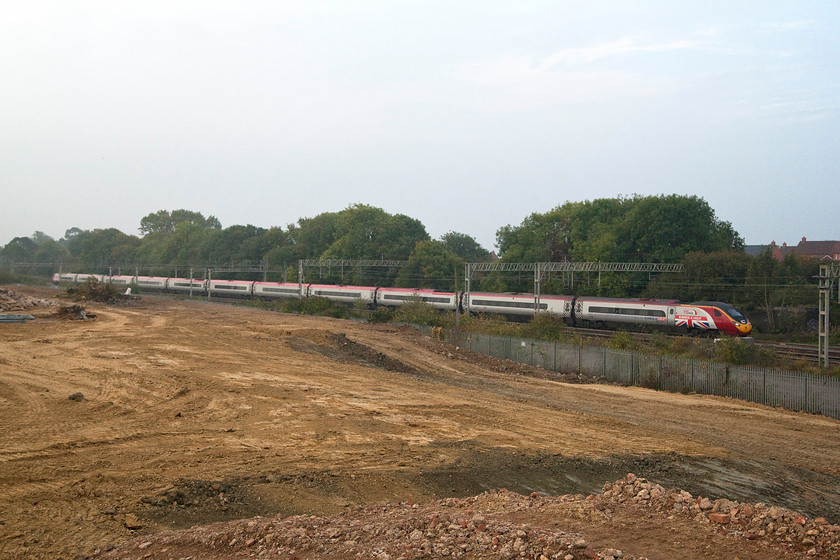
<box><xmin>570</xmin><ymin>327</ymin><xmax>840</xmax><ymax>367</ymax></box>
<box><xmin>756</xmin><ymin>341</ymin><xmax>840</xmax><ymax>367</ymax></box>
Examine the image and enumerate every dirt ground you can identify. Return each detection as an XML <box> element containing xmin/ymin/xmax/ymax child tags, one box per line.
<box><xmin>1</xmin><ymin>286</ymin><xmax>839</xmax><ymax>560</ymax></box>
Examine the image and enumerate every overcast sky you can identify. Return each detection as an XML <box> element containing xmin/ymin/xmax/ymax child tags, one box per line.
<box><xmin>2</xmin><ymin>1</ymin><xmax>838</xmax><ymax>252</ymax></box>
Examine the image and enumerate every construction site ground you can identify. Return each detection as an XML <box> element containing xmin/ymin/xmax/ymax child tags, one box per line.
<box><xmin>1</xmin><ymin>286</ymin><xmax>839</xmax><ymax>560</ymax></box>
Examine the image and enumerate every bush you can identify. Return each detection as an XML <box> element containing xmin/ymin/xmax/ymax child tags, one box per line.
<box><xmin>515</xmin><ymin>313</ymin><xmax>572</xmax><ymax>342</ymax></box>
<box><xmin>713</xmin><ymin>337</ymin><xmax>764</xmax><ymax>366</ymax></box>
<box><xmin>281</xmin><ymin>296</ymin><xmax>352</xmax><ymax>318</ymax></box>
<box><xmin>0</xmin><ymin>271</ymin><xmax>48</xmax><ymax>285</ymax></box>
<box><xmin>63</xmin><ymin>278</ymin><xmax>136</xmax><ymax>304</ymax></box>
<box><xmin>393</xmin><ymin>302</ymin><xmax>454</xmax><ymax>328</ymax></box>
<box><xmin>608</xmin><ymin>331</ymin><xmax>639</xmax><ymax>350</ymax></box>
<box><xmin>369</xmin><ymin>306</ymin><xmax>393</xmax><ymax>323</ymax></box>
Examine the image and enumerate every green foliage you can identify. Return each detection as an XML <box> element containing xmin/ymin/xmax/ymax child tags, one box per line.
<box><xmin>0</xmin><ymin>271</ymin><xmax>46</xmax><ymax>284</ymax></box>
<box><xmin>712</xmin><ymin>338</ymin><xmax>765</xmax><ymax>366</ymax></box>
<box><xmin>139</xmin><ymin>209</ymin><xmax>221</xmax><ymax>235</ymax></box>
<box><xmin>369</xmin><ymin>306</ymin><xmax>394</xmax><ymax>323</ymax></box>
<box><xmin>616</xmin><ymin>194</ymin><xmax>742</xmax><ymax>262</ymax></box>
<box><xmin>395</xmin><ymin>240</ymin><xmax>463</xmax><ymax>290</ymax></box>
<box><xmin>68</xmin><ymin>228</ymin><xmax>141</xmax><ymax>269</ymax></box>
<box><xmin>322</xmin><ymin>204</ymin><xmax>429</xmax><ymax>262</ymax></box>
<box><xmin>608</xmin><ymin>331</ymin><xmax>639</xmax><ymax>350</ymax></box>
<box><xmin>514</xmin><ymin>313</ymin><xmax>571</xmax><ymax>341</ymax></box>
<box><xmin>281</xmin><ymin>296</ymin><xmax>352</xmax><ymax>318</ymax></box>
<box><xmin>496</xmin><ymin>194</ymin><xmax>743</xmax><ymax>268</ymax></box>
<box><xmin>645</xmin><ymin>250</ymin><xmax>751</xmax><ymax>302</ymax></box>
<box><xmin>1</xmin><ymin>236</ymin><xmax>38</xmax><ymax>262</ymax></box>
<box><xmin>456</xmin><ymin>312</ymin><xmax>510</xmax><ymax>336</ymax></box>
<box><xmin>439</xmin><ymin>232</ymin><xmax>491</xmax><ymax>262</ymax></box>
<box><xmin>392</xmin><ymin>302</ymin><xmax>454</xmax><ymax>328</ymax></box>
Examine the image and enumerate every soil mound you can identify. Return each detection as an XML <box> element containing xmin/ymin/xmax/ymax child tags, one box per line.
<box><xmin>98</xmin><ymin>474</ymin><xmax>840</xmax><ymax>560</ymax></box>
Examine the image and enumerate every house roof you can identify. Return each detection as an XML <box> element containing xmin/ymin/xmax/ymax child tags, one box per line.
<box><xmin>769</xmin><ymin>237</ymin><xmax>840</xmax><ymax>261</ymax></box>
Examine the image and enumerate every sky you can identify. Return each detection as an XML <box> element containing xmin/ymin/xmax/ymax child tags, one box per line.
<box><xmin>2</xmin><ymin>1</ymin><xmax>838</xmax><ymax>252</ymax></box>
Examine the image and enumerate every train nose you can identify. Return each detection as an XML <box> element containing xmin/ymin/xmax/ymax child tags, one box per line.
<box><xmin>737</xmin><ymin>322</ymin><xmax>752</xmax><ymax>335</ymax></box>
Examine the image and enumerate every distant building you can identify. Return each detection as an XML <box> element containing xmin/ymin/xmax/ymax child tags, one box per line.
<box><xmin>769</xmin><ymin>237</ymin><xmax>840</xmax><ymax>261</ymax></box>
<box><xmin>744</xmin><ymin>244</ymin><xmax>767</xmax><ymax>257</ymax></box>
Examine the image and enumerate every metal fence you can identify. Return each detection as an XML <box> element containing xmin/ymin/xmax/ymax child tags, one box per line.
<box><xmin>416</xmin><ymin>326</ymin><xmax>840</xmax><ymax>420</ymax></box>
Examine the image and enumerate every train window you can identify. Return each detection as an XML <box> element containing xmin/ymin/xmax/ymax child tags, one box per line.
<box><xmin>714</xmin><ymin>309</ymin><xmax>721</xmax><ymax>316</ymax></box>
<box><xmin>472</xmin><ymin>299</ymin><xmax>547</xmax><ymax>310</ymax></box>
<box><xmin>590</xmin><ymin>306</ymin><xmax>665</xmax><ymax>318</ymax></box>
<box><xmin>314</xmin><ymin>291</ymin><xmax>362</xmax><ymax>298</ymax></box>
<box><xmin>263</xmin><ymin>287</ymin><xmax>299</xmax><ymax>293</ymax></box>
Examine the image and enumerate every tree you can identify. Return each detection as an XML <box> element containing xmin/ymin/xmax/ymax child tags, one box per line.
<box><xmin>31</xmin><ymin>231</ymin><xmax>54</xmax><ymax>245</ymax></box>
<box><xmin>496</xmin><ymin>209</ymin><xmax>573</xmax><ymax>263</ymax></box>
<box><xmin>747</xmin><ymin>248</ymin><xmax>778</xmax><ymax>330</ymax></box>
<box><xmin>139</xmin><ymin>209</ymin><xmax>221</xmax><ymax>236</ymax></box>
<box><xmin>645</xmin><ymin>250</ymin><xmax>751</xmax><ymax>302</ymax></box>
<box><xmin>497</xmin><ymin>195</ymin><xmax>743</xmax><ymax>265</ymax></box>
<box><xmin>197</xmin><ymin>224</ymin><xmax>268</xmax><ymax>265</ymax></box>
<box><xmin>321</xmin><ymin>205</ymin><xmax>429</xmax><ymax>261</ymax></box>
<box><xmin>75</xmin><ymin>229</ymin><xmax>141</xmax><ymax>269</ymax></box>
<box><xmin>396</xmin><ymin>241</ymin><xmax>463</xmax><ymax>290</ymax></box>
<box><xmin>32</xmin><ymin>239</ymin><xmax>70</xmax><ymax>265</ymax></box>
<box><xmin>616</xmin><ymin>195</ymin><xmax>743</xmax><ymax>262</ymax></box>
<box><xmin>439</xmin><ymin>232</ymin><xmax>490</xmax><ymax>262</ymax></box>
<box><xmin>294</xmin><ymin>212</ymin><xmax>340</xmax><ymax>259</ymax></box>
<box><xmin>1</xmin><ymin>236</ymin><xmax>38</xmax><ymax>263</ymax></box>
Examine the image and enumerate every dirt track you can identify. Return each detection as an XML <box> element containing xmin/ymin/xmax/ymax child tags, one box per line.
<box><xmin>1</xmin><ymin>288</ymin><xmax>840</xmax><ymax>559</ymax></box>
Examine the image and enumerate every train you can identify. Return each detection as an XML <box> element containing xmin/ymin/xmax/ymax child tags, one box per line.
<box><xmin>52</xmin><ymin>272</ymin><xmax>753</xmax><ymax>337</ymax></box>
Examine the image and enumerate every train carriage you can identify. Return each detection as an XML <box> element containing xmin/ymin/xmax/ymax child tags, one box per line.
<box><xmin>465</xmin><ymin>292</ymin><xmax>573</xmax><ymax>318</ymax></box>
<box><xmin>133</xmin><ymin>276</ymin><xmax>168</xmax><ymax>291</ymax></box>
<box><xmin>208</xmin><ymin>279</ymin><xmax>254</xmax><ymax>298</ymax></box>
<box><xmin>306</xmin><ymin>284</ymin><xmax>377</xmax><ymax>305</ymax></box>
<box><xmin>375</xmin><ymin>287</ymin><xmax>458</xmax><ymax>311</ymax></box>
<box><xmin>252</xmin><ymin>282</ymin><xmax>303</xmax><ymax>299</ymax></box>
<box><xmin>167</xmin><ymin>277</ymin><xmax>207</xmax><ymax>294</ymax></box>
<box><xmin>107</xmin><ymin>275</ymin><xmax>136</xmax><ymax>286</ymax></box>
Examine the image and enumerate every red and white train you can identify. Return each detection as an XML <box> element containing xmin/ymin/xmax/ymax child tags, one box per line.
<box><xmin>53</xmin><ymin>273</ymin><xmax>753</xmax><ymax>336</ymax></box>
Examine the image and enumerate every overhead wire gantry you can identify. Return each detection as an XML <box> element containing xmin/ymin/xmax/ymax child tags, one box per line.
<box><xmin>464</xmin><ymin>261</ymin><xmax>685</xmax><ymax>313</ymax></box>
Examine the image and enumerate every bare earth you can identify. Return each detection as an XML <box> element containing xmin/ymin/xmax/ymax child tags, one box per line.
<box><xmin>1</xmin><ymin>287</ymin><xmax>839</xmax><ymax>559</ymax></box>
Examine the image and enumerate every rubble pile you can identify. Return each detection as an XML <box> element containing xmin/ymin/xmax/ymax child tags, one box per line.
<box><xmin>601</xmin><ymin>473</ymin><xmax>840</xmax><ymax>557</ymax></box>
<box><xmin>54</xmin><ymin>304</ymin><xmax>95</xmax><ymax>320</ymax></box>
<box><xmin>101</xmin><ymin>491</ymin><xmax>641</xmax><ymax>560</ymax></box>
<box><xmin>96</xmin><ymin>474</ymin><xmax>840</xmax><ymax>560</ymax></box>
<box><xmin>0</xmin><ymin>286</ymin><xmax>58</xmax><ymax>311</ymax></box>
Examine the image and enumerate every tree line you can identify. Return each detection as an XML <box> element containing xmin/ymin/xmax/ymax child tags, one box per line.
<box><xmin>1</xmin><ymin>196</ymin><xmax>828</xmax><ymax>332</ymax></box>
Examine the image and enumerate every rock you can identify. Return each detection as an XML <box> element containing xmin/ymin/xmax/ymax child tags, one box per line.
<box><xmin>68</xmin><ymin>392</ymin><xmax>86</xmax><ymax>402</ymax></box>
<box><xmin>124</xmin><ymin>513</ymin><xmax>143</xmax><ymax>529</ymax></box>
<box><xmin>708</xmin><ymin>513</ymin><xmax>731</xmax><ymax>524</ymax></box>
